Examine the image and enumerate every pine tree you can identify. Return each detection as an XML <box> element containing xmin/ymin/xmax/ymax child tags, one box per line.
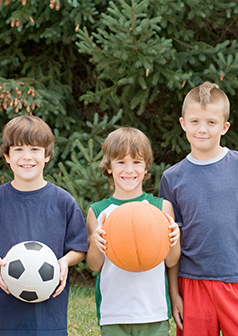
<box><xmin>77</xmin><ymin>0</ymin><xmax>238</xmax><ymax>164</ymax></box>
<box><xmin>46</xmin><ymin>110</ymin><xmax>123</xmax><ymax>216</ymax></box>
<box><xmin>0</xmin><ymin>0</ymin><xmax>108</xmax><ymax>182</ymax></box>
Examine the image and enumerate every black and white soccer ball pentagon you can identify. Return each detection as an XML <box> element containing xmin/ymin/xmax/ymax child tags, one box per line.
<box><xmin>1</xmin><ymin>241</ymin><xmax>60</xmax><ymax>303</ymax></box>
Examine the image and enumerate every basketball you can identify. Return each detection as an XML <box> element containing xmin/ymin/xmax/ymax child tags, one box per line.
<box><xmin>1</xmin><ymin>241</ymin><xmax>60</xmax><ymax>303</ymax></box>
<box><xmin>103</xmin><ymin>201</ymin><xmax>171</xmax><ymax>272</ymax></box>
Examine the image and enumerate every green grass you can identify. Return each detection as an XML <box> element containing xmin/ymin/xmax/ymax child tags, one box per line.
<box><xmin>67</xmin><ymin>284</ymin><xmax>176</xmax><ymax>336</ymax></box>
<box><xmin>68</xmin><ymin>285</ymin><xmax>100</xmax><ymax>336</ymax></box>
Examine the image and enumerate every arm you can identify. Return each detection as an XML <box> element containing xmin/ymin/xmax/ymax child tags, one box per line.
<box><xmin>167</xmin><ymin>263</ymin><xmax>183</xmax><ymax>330</ymax></box>
<box><xmin>162</xmin><ymin>199</ymin><xmax>181</xmax><ymax>268</ymax></box>
<box><xmin>162</xmin><ymin>199</ymin><xmax>183</xmax><ymax>330</ymax></box>
<box><xmin>160</xmin><ymin>176</ymin><xmax>183</xmax><ymax>329</ymax></box>
<box><xmin>53</xmin><ymin>250</ymin><xmax>86</xmax><ymax>298</ymax></box>
<box><xmin>86</xmin><ymin>207</ymin><xmax>106</xmax><ymax>273</ymax></box>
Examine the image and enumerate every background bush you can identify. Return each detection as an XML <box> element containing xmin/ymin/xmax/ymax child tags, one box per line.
<box><xmin>1</xmin><ymin>0</ymin><xmax>238</xmax><ymax>219</ymax></box>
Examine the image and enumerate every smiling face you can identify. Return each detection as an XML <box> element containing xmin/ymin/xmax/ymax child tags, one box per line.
<box><xmin>108</xmin><ymin>154</ymin><xmax>147</xmax><ymax>200</ymax></box>
<box><xmin>180</xmin><ymin>101</ymin><xmax>230</xmax><ymax>160</ymax></box>
<box><xmin>4</xmin><ymin>145</ymin><xmax>50</xmax><ymax>191</ymax></box>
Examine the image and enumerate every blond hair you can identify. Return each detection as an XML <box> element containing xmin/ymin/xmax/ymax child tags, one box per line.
<box><xmin>100</xmin><ymin>127</ymin><xmax>153</xmax><ymax>182</ymax></box>
<box><xmin>182</xmin><ymin>81</ymin><xmax>230</xmax><ymax>121</ymax></box>
<box><xmin>0</xmin><ymin>115</ymin><xmax>55</xmax><ymax>159</ymax></box>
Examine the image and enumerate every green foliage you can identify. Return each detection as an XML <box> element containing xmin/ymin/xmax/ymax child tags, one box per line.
<box><xmin>76</xmin><ymin>0</ymin><xmax>238</xmax><ymax>165</ymax></box>
<box><xmin>0</xmin><ymin>0</ymin><xmax>111</xmax><ymax>191</ymax></box>
<box><xmin>1</xmin><ymin>0</ymin><xmax>238</xmax><ymax>204</ymax></box>
<box><xmin>46</xmin><ymin>110</ymin><xmax>124</xmax><ymax>216</ymax></box>
<box><xmin>76</xmin><ymin>0</ymin><xmax>179</xmax><ymax>114</ymax></box>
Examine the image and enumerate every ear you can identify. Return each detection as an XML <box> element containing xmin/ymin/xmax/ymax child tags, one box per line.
<box><xmin>179</xmin><ymin>117</ymin><xmax>186</xmax><ymax>131</ymax></box>
<box><xmin>107</xmin><ymin>169</ymin><xmax>112</xmax><ymax>175</ymax></box>
<box><xmin>4</xmin><ymin>154</ymin><xmax>10</xmax><ymax>164</ymax></box>
<box><xmin>221</xmin><ymin>121</ymin><xmax>230</xmax><ymax>136</ymax></box>
<box><xmin>45</xmin><ymin>155</ymin><xmax>50</xmax><ymax>163</ymax></box>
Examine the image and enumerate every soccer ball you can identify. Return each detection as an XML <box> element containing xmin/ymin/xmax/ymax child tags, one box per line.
<box><xmin>1</xmin><ymin>241</ymin><xmax>60</xmax><ymax>303</ymax></box>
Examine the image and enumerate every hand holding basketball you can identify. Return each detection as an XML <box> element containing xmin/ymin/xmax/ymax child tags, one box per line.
<box><xmin>165</xmin><ymin>213</ymin><xmax>180</xmax><ymax>247</ymax></box>
<box><xmin>103</xmin><ymin>202</ymin><xmax>172</xmax><ymax>272</ymax></box>
<box><xmin>93</xmin><ymin>212</ymin><xmax>107</xmax><ymax>254</ymax></box>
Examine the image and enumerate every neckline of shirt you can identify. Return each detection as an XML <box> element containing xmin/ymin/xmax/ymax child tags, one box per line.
<box><xmin>187</xmin><ymin>147</ymin><xmax>229</xmax><ymax>166</ymax></box>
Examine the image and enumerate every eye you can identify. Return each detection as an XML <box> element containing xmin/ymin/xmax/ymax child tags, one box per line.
<box><xmin>133</xmin><ymin>157</ymin><xmax>144</xmax><ymax>164</ymax></box>
<box><xmin>31</xmin><ymin>147</ymin><xmax>40</xmax><ymax>151</ymax></box>
<box><xmin>14</xmin><ymin>147</ymin><xmax>23</xmax><ymax>152</ymax></box>
<box><xmin>208</xmin><ymin>120</ymin><xmax>216</xmax><ymax>125</ymax></box>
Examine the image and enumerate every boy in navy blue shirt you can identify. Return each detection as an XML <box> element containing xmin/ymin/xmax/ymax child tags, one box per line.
<box><xmin>0</xmin><ymin>115</ymin><xmax>88</xmax><ymax>336</ymax></box>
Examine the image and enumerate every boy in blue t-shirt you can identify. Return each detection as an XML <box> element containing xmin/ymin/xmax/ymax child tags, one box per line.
<box><xmin>87</xmin><ymin>127</ymin><xmax>181</xmax><ymax>336</ymax></box>
<box><xmin>0</xmin><ymin>115</ymin><xmax>88</xmax><ymax>336</ymax></box>
<box><xmin>160</xmin><ymin>81</ymin><xmax>238</xmax><ymax>336</ymax></box>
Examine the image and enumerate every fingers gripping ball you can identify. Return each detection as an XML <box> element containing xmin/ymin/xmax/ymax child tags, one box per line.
<box><xmin>1</xmin><ymin>241</ymin><xmax>60</xmax><ymax>303</ymax></box>
<box><xmin>103</xmin><ymin>202</ymin><xmax>171</xmax><ymax>272</ymax></box>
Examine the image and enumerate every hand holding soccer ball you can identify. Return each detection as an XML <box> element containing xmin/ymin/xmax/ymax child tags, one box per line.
<box><xmin>0</xmin><ymin>241</ymin><xmax>60</xmax><ymax>303</ymax></box>
<box><xmin>0</xmin><ymin>257</ymin><xmax>9</xmax><ymax>294</ymax></box>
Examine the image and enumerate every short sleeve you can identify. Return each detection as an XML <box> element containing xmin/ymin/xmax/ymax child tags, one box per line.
<box><xmin>64</xmin><ymin>199</ymin><xmax>88</xmax><ymax>254</ymax></box>
<box><xmin>159</xmin><ymin>174</ymin><xmax>183</xmax><ymax>225</ymax></box>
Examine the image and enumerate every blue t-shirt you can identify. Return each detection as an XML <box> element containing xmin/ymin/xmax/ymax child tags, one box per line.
<box><xmin>0</xmin><ymin>182</ymin><xmax>88</xmax><ymax>336</ymax></box>
<box><xmin>160</xmin><ymin>148</ymin><xmax>238</xmax><ymax>283</ymax></box>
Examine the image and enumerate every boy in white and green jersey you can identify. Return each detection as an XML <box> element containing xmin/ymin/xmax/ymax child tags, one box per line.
<box><xmin>86</xmin><ymin>127</ymin><xmax>181</xmax><ymax>336</ymax></box>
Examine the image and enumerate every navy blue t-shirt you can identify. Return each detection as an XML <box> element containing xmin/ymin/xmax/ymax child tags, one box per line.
<box><xmin>160</xmin><ymin>148</ymin><xmax>238</xmax><ymax>283</ymax></box>
<box><xmin>0</xmin><ymin>182</ymin><xmax>88</xmax><ymax>336</ymax></box>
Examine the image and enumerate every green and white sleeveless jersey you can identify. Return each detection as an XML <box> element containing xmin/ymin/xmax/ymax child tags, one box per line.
<box><xmin>91</xmin><ymin>192</ymin><xmax>171</xmax><ymax>326</ymax></box>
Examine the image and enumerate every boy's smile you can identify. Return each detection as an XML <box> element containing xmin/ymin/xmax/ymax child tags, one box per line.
<box><xmin>21</xmin><ymin>164</ymin><xmax>35</xmax><ymax>168</ymax></box>
<box><xmin>4</xmin><ymin>145</ymin><xmax>50</xmax><ymax>191</ymax></box>
<box><xmin>108</xmin><ymin>154</ymin><xmax>147</xmax><ymax>199</ymax></box>
<box><xmin>122</xmin><ymin>177</ymin><xmax>137</xmax><ymax>181</ymax></box>
<box><xmin>180</xmin><ymin>102</ymin><xmax>230</xmax><ymax>160</ymax></box>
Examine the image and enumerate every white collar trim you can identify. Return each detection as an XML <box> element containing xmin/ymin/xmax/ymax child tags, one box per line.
<box><xmin>187</xmin><ymin>147</ymin><xmax>229</xmax><ymax>165</ymax></box>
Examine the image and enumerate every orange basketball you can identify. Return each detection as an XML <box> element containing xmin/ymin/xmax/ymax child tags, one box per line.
<box><xmin>103</xmin><ymin>201</ymin><xmax>171</xmax><ymax>272</ymax></box>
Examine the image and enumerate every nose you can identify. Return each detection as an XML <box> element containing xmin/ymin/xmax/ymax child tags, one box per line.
<box><xmin>125</xmin><ymin>162</ymin><xmax>134</xmax><ymax>173</ymax></box>
<box><xmin>22</xmin><ymin>148</ymin><xmax>32</xmax><ymax>159</ymax></box>
<box><xmin>198</xmin><ymin>123</ymin><xmax>207</xmax><ymax>134</ymax></box>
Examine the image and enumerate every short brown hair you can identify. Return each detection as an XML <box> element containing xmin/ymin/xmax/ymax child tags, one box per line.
<box><xmin>0</xmin><ymin>115</ymin><xmax>55</xmax><ymax>159</ymax></box>
<box><xmin>100</xmin><ymin>127</ymin><xmax>153</xmax><ymax>181</ymax></box>
<box><xmin>182</xmin><ymin>81</ymin><xmax>230</xmax><ymax>121</ymax></box>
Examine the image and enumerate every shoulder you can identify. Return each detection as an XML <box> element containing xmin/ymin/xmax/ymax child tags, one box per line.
<box><xmin>143</xmin><ymin>193</ymin><xmax>164</xmax><ymax>209</ymax></box>
<box><xmin>219</xmin><ymin>149</ymin><xmax>238</xmax><ymax>171</ymax></box>
<box><xmin>0</xmin><ymin>182</ymin><xmax>9</xmax><ymax>191</ymax></box>
<box><xmin>226</xmin><ymin>149</ymin><xmax>238</xmax><ymax>160</ymax></box>
<box><xmin>91</xmin><ymin>197</ymin><xmax>111</xmax><ymax>218</ymax></box>
<box><xmin>47</xmin><ymin>182</ymin><xmax>75</xmax><ymax>200</ymax></box>
<box><xmin>143</xmin><ymin>193</ymin><xmax>173</xmax><ymax>215</ymax></box>
<box><xmin>161</xmin><ymin>199</ymin><xmax>174</xmax><ymax>217</ymax></box>
<box><xmin>161</xmin><ymin>158</ymin><xmax>189</xmax><ymax>186</ymax></box>
<box><xmin>0</xmin><ymin>182</ymin><xmax>16</xmax><ymax>198</ymax></box>
<box><xmin>91</xmin><ymin>197</ymin><xmax>111</xmax><ymax>209</ymax></box>
<box><xmin>46</xmin><ymin>182</ymin><xmax>81</xmax><ymax>210</ymax></box>
<box><xmin>162</xmin><ymin>157</ymin><xmax>188</xmax><ymax>177</ymax></box>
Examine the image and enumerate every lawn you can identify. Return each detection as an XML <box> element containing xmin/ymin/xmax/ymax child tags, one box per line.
<box><xmin>67</xmin><ymin>284</ymin><xmax>177</xmax><ymax>336</ymax></box>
